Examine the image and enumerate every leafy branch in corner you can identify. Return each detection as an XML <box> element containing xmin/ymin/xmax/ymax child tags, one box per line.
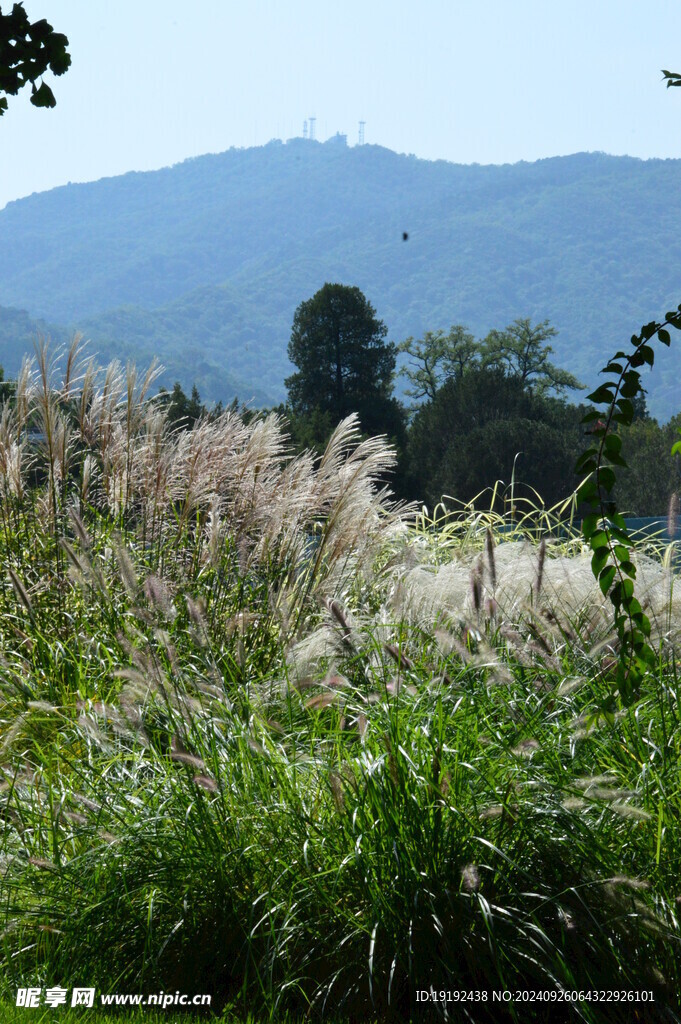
<box><xmin>662</xmin><ymin>69</ymin><xmax>681</xmax><ymax>88</ymax></box>
<box><xmin>576</xmin><ymin>309</ymin><xmax>681</xmax><ymax>705</ymax></box>
<box><xmin>0</xmin><ymin>2</ymin><xmax>71</xmax><ymax>116</ymax></box>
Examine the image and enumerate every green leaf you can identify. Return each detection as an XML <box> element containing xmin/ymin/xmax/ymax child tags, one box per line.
<box><xmin>30</xmin><ymin>81</ymin><xmax>56</xmax><ymax>109</ymax></box>
<box><xmin>592</xmin><ymin>548</ymin><xmax>609</xmax><ymax>576</ymax></box>
<box><xmin>28</xmin><ymin>18</ymin><xmax>54</xmax><ymax>42</ymax></box>
<box><xmin>607</xmin><ymin>527</ymin><xmax>631</xmax><ymax>546</ymax></box>
<box><xmin>614</xmin><ymin>397</ymin><xmax>634</xmax><ymax>421</ymax></box>
<box><xmin>618</xmin><ymin>560</ymin><xmax>636</xmax><ymax>578</ymax></box>
<box><xmin>613</xmin><ymin>579</ymin><xmax>635</xmax><ymax>604</ymax></box>
<box><xmin>598</xmin><ymin>466</ymin><xmax>616</xmax><ymax>492</ymax></box>
<box><xmin>587</xmin><ymin>384</ymin><xmax>616</xmax><ymax>404</ymax></box>
<box><xmin>49</xmin><ymin>49</ymin><xmax>72</xmax><ymax>76</ymax></box>
<box><xmin>574</xmin><ymin>451</ymin><xmax>597</xmax><ymax>473</ymax></box>
<box><xmin>602</xmin><ymin>452</ymin><xmax>628</xmax><ymax>468</ymax></box>
<box><xmin>590</xmin><ymin>529</ymin><xmax>609</xmax><ymax>550</ymax></box>
<box><xmin>606</xmin><ymin>536</ymin><xmax>630</xmax><ymax>552</ymax></box>
<box><xmin>658</xmin><ymin>328</ymin><xmax>671</xmax><ymax>346</ymax></box>
<box><xmin>581</xmin><ymin>514</ymin><xmax>600</xmax><ymax>539</ymax></box>
<box><xmin>581</xmin><ymin>409</ymin><xmax>602</xmax><ymax>424</ymax></box>
<box><xmin>598</xmin><ymin>566</ymin><xmax>616</xmax><ymax>596</ymax></box>
<box><xmin>577</xmin><ymin>480</ymin><xmax>598</xmax><ymax>503</ymax></box>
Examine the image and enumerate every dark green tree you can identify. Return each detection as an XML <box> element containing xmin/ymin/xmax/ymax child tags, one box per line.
<box><xmin>157</xmin><ymin>382</ymin><xmax>205</xmax><ymax>429</ymax></box>
<box><xmin>0</xmin><ymin>3</ymin><xmax>71</xmax><ymax>115</ymax></box>
<box><xmin>0</xmin><ymin>363</ymin><xmax>12</xmax><ymax>403</ymax></box>
<box><xmin>610</xmin><ymin>414</ymin><xmax>681</xmax><ymax>516</ymax></box>
<box><xmin>404</xmin><ymin>366</ymin><xmax>583</xmax><ymax>508</ymax></box>
<box><xmin>285</xmin><ymin>283</ymin><xmax>403</xmax><ymax>440</ymax></box>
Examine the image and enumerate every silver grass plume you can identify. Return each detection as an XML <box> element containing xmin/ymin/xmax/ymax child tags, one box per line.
<box><xmin>668</xmin><ymin>492</ymin><xmax>679</xmax><ymax>539</ymax></box>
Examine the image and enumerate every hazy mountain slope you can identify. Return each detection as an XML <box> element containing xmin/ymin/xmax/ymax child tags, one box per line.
<box><xmin>0</xmin><ymin>306</ymin><xmax>69</xmax><ymax>371</ymax></box>
<box><xmin>1</xmin><ymin>142</ymin><xmax>680</xmax><ymax>417</ymax></box>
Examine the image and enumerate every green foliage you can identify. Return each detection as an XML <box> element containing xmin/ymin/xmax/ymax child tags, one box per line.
<box><xmin>285</xmin><ymin>283</ymin><xmax>406</xmax><ymax>452</ymax></box>
<box><xmin>480</xmin><ymin>318</ymin><xmax>586</xmax><ymax>396</ymax></box>
<box><xmin>405</xmin><ymin>366</ymin><xmax>583</xmax><ymax>507</ymax></box>
<box><xmin>157</xmin><ymin>381</ymin><xmax>207</xmax><ymax>429</ymax></box>
<box><xmin>611</xmin><ymin>413</ymin><xmax>681</xmax><ymax>516</ymax></box>
<box><xmin>577</xmin><ymin>310</ymin><xmax>681</xmax><ymax>705</ymax></box>
<box><xmin>286</xmin><ymin>284</ymin><xmax>394</xmax><ymax>422</ymax></box>
<box><xmin>0</xmin><ymin>3</ymin><xmax>70</xmax><ymax>115</ymax></box>
<box><xmin>0</xmin><ymin>361</ymin><xmax>12</xmax><ymax>403</ymax></box>
<box><xmin>397</xmin><ymin>325</ymin><xmax>479</xmax><ymax>402</ymax></box>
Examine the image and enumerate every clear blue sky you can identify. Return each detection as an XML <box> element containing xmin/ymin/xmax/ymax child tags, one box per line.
<box><xmin>1</xmin><ymin>0</ymin><xmax>681</xmax><ymax>209</ymax></box>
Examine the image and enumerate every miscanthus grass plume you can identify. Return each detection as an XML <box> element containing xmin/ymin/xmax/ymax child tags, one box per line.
<box><xmin>1</xmin><ymin>344</ymin><xmax>681</xmax><ymax>1023</ymax></box>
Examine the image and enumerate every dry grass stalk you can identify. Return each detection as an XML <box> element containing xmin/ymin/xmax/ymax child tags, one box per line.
<box><xmin>486</xmin><ymin>527</ymin><xmax>497</xmax><ymax>591</ymax></box>
<box><xmin>8</xmin><ymin>567</ymin><xmax>34</xmax><ymax>620</ymax></box>
<box><xmin>535</xmin><ymin>538</ymin><xmax>546</xmax><ymax>598</ymax></box>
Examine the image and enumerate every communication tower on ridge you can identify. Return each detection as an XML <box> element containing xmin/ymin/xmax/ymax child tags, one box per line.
<box><xmin>308</xmin><ymin>117</ymin><xmax>316</xmax><ymax>141</ymax></box>
<box><xmin>303</xmin><ymin>119</ymin><xmax>308</xmax><ymax>139</ymax></box>
<box><xmin>358</xmin><ymin>121</ymin><xmax>365</xmax><ymax>145</ymax></box>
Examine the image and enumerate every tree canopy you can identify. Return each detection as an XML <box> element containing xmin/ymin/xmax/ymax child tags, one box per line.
<box><xmin>0</xmin><ymin>2</ymin><xmax>70</xmax><ymax>116</ymax></box>
<box><xmin>398</xmin><ymin>317</ymin><xmax>585</xmax><ymax>415</ymax></box>
<box><xmin>403</xmin><ymin>366</ymin><xmax>584</xmax><ymax>508</ymax></box>
<box><xmin>479</xmin><ymin>318</ymin><xmax>585</xmax><ymax>396</ymax></box>
<box><xmin>285</xmin><ymin>283</ymin><xmax>401</xmax><ymax>439</ymax></box>
<box><xmin>398</xmin><ymin>325</ymin><xmax>479</xmax><ymax>403</ymax></box>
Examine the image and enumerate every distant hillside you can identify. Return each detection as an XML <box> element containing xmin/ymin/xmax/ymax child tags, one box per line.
<box><xmin>1</xmin><ymin>141</ymin><xmax>681</xmax><ymax>417</ymax></box>
<box><xmin>0</xmin><ymin>305</ymin><xmax>68</xmax><ymax>367</ymax></box>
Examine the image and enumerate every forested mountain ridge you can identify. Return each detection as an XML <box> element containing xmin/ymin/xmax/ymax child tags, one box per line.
<box><xmin>1</xmin><ymin>141</ymin><xmax>680</xmax><ymax>416</ymax></box>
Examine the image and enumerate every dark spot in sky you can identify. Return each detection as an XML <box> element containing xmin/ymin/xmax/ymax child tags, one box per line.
<box><xmin>402</xmin><ymin>232</ymin><xmax>409</xmax><ymax>241</ymax></box>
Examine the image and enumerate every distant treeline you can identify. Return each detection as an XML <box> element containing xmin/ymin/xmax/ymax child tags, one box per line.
<box><xmin>158</xmin><ymin>286</ymin><xmax>681</xmax><ymax>518</ymax></box>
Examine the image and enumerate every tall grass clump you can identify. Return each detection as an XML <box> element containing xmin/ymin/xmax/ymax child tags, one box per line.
<box><xmin>1</xmin><ymin>343</ymin><xmax>681</xmax><ymax>1022</ymax></box>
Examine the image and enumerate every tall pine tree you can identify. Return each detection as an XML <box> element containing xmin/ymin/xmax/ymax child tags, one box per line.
<box><xmin>285</xmin><ymin>283</ymin><xmax>401</xmax><ymax>439</ymax></box>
